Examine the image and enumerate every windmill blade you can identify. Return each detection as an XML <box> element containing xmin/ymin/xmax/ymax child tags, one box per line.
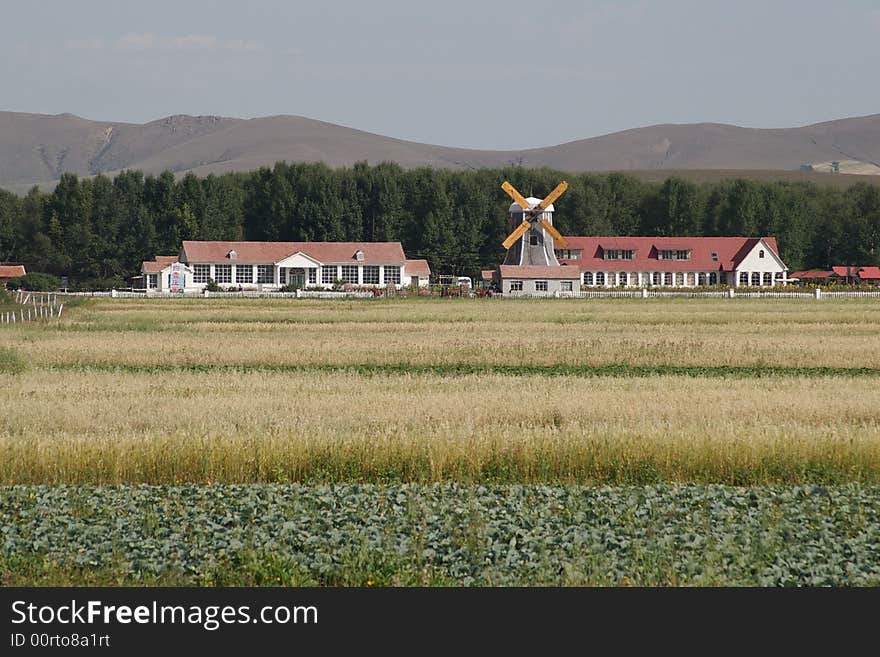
<box><xmin>539</xmin><ymin>219</ymin><xmax>568</xmax><ymax>249</ymax></box>
<box><xmin>501</xmin><ymin>181</ymin><xmax>532</xmax><ymax>210</ymax></box>
<box><xmin>502</xmin><ymin>220</ymin><xmax>531</xmax><ymax>250</ymax></box>
<box><xmin>538</xmin><ymin>180</ymin><xmax>569</xmax><ymax>211</ymax></box>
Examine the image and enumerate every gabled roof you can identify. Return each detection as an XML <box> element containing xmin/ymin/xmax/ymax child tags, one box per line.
<box><xmin>142</xmin><ymin>256</ymin><xmax>180</xmax><ymax>273</ymax></box>
<box><xmin>0</xmin><ymin>265</ymin><xmax>26</xmax><ymax>278</ymax></box>
<box><xmin>858</xmin><ymin>266</ymin><xmax>880</xmax><ymax>280</ymax></box>
<box><xmin>404</xmin><ymin>259</ymin><xmax>431</xmax><ymax>277</ymax></box>
<box><xmin>499</xmin><ymin>265</ymin><xmax>581</xmax><ymax>279</ymax></box>
<box><xmin>559</xmin><ymin>236</ymin><xmax>784</xmax><ymax>272</ymax></box>
<box><xmin>181</xmin><ymin>241</ymin><xmax>407</xmax><ymax>265</ymax></box>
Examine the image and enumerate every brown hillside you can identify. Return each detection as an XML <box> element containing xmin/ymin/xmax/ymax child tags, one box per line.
<box><xmin>2</xmin><ymin>111</ymin><xmax>879</xmax><ymax>191</ymax></box>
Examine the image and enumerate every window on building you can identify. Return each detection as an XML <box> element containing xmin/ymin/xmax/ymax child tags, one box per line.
<box><xmin>362</xmin><ymin>265</ymin><xmax>379</xmax><ymax>285</ymax></box>
<box><xmin>604</xmin><ymin>249</ymin><xmax>634</xmax><ymax>260</ymax></box>
<box><xmin>775</xmin><ymin>272</ymin><xmax>784</xmax><ymax>281</ymax></box>
<box><xmin>739</xmin><ymin>272</ymin><xmax>749</xmax><ymax>285</ymax></box>
<box><xmin>751</xmin><ymin>272</ymin><xmax>761</xmax><ymax>286</ymax></box>
<box><xmin>510</xmin><ymin>280</ymin><xmax>523</xmax><ymax>291</ymax></box>
<box><xmin>759</xmin><ymin>250</ymin><xmax>765</xmax><ymax>259</ymax></box>
<box><xmin>341</xmin><ymin>265</ymin><xmax>359</xmax><ymax>284</ymax></box>
<box><xmin>257</xmin><ymin>265</ymin><xmax>274</xmax><ymax>284</ymax></box>
<box><xmin>147</xmin><ymin>274</ymin><xmax>157</xmax><ymax>289</ymax></box>
<box><xmin>355</xmin><ymin>250</ymin><xmax>364</xmax><ymax>261</ymax></box>
<box><xmin>193</xmin><ymin>264</ymin><xmax>210</xmax><ymax>283</ymax></box>
<box><xmin>321</xmin><ymin>266</ymin><xmax>337</xmax><ymax>285</ymax></box>
<box><xmin>278</xmin><ymin>267</ymin><xmax>287</xmax><ymax>285</ymax></box>
<box><xmin>596</xmin><ymin>272</ymin><xmax>606</xmax><ymax>286</ymax></box>
<box><xmin>652</xmin><ymin>272</ymin><xmax>661</xmax><ymax>286</ymax></box>
<box><xmin>686</xmin><ymin>272</ymin><xmax>695</xmax><ymax>286</ymax></box>
<box><xmin>529</xmin><ymin>234</ymin><xmax>539</xmax><ymax>246</ymax></box>
<box><xmin>561</xmin><ymin>281</ymin><xmax>573</xmax><ymax>292</ymax></box>
<box><xmin>384</xmin><ymin>266</ymin><xmax>401</xmax><ymax>285</ymax></box>
<box><xmin>763</xmin><ymin>272</ymin><xmax>773</xmax><ymax>286</ymax></box>
<box><xmin>215</xmin><ymin>264</ymin><xmax>232</xmax><ymax>284</ymax></box>
<box><xmin>698</xmin><ymin>273</ymin><xmax>707</xmax><ymax>286</ymax></box>
<box><xmin>618</xmin><ymin>272</ymin><xmax>628</xmax><ymax>286</ymax></box>
<box><xmin>236</xmin><ymin>265</ymin><xmax>253</xmax><ymax>284</ymax></box>
<box><xmin>535</xmin><ymin>281</ymin><xmax>548</xmax><ymax>291</ymax></box>
<box><xmin>663</xmin><ymin>272</ymin><xmax>673</xmax><ymax>286</ymax></box>
<box><xmin>308</xmin><ymin>268</ymin><xmax>317</xmax><ymax>285</ymax></box>
<box><xmin>708</xmin><ymin>272</ymin><xmax>718</xmax><ymax>285</ymax></box>
<box><xmin>674</xmin><ymin>272</ymin><xmax>684</xmax><ymax>286</ymax></box>
<box><xmin>711</xmin><ymin>252</ymin><xmax>719</xmax><ymax>261</ymax></box>
<box><xmin>658</xmin><ymin>250</ymin><xmax>690</xmax><ymax>261</ymax></box>
<box><xmin>583</xmin><ymin>272</ymin><xmax>593</xmax><ymax>285</ymax></box>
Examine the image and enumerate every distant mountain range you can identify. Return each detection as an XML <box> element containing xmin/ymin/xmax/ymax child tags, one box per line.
<box><xmin>1</xmin><ymin>110</ymin><xmax>879</xmax><ymax>192</ymax></box>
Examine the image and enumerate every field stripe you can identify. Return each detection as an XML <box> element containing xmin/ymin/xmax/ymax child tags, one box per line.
<box><xmin>41</xmin><ymin>362</ymin><xmax>880</xmax><ymax>378</ymax></box>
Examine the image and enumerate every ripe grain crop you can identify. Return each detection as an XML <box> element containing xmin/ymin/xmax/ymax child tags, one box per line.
<box><xmin>10</xmin><ymin>297</ymin><xmax>880</xmax><ymax>369</ymax></box>
<box><xmin>2</xmin><ymin>297</ymin><xmax>879</xmax><ymax>485</ymax></box>
<box><xmin>2</xmin><ymin>370</ymin><xmax>879</xmax><ymax>484</ymax></box>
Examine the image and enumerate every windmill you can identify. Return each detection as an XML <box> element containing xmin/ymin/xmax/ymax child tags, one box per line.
<box><xmin>500</xmin><ymin>180</ymin><xmax>569</xmax><ymax>266</ymax></box>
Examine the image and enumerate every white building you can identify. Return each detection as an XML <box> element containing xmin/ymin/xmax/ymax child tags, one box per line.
<box><xmin>556</xmin><ymin>236</ymin><xmax>788</xmax><ymax>288</ymax></box>
<box><xmin>141</xmin><ymin>241</ymin><xmax>430</xmax><ymax>292</ymax></box>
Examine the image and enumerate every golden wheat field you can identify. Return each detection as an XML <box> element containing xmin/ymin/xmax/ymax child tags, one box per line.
<box><xmin>2</xmin><ymin>296</ymin><xmax>880</xmax><ymax>484</ymax></box>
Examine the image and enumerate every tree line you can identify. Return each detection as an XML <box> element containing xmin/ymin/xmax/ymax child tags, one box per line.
<box><xmin>0</xmin><ymin>162</ymin><xmax>878</xmax><ymax>287</ymax></box>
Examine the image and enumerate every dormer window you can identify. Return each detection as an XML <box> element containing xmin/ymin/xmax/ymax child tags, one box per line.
<box><xmin>604</xmin><ymin>249</ymin><xmax>634</xmax><ymax>261</ymax></box>
<box><xmin>711</xmin><ymin>252</ymin><xmax>718</xmax><ymax>261</ymax></box>
<box><xmin>658</xmin><ymin>249</ymin><xmax>691</xmax><ymax>261</ymax></box>
<box><xmin>227</xmin><ymin>250</ymin><xmax>237</xmax><ymax>260</ymax></box>
<box><xmin>354</xmin><ymin>250</ymin><xmax>364</xmax><ymax>261</ymax></box>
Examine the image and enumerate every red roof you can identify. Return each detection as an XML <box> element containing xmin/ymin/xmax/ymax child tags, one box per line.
<box><xmin>0</xmin><ymin>265</ymin><xmax>26</xmax><ymax>278</ymax></box>
<box><xmin>142</xmin><ymin>256</ymin><xmax>180</xmax><ymax>273</ymax></box>
<box><xmin>559</xmin><ymin>236</ymin><xmax>782</xmax><ymax>272</ymax></box>
<box><xmin>858</xmin><ymin>267</ymin><xmax>880</xmax><ymax>280</ymax></box>
<box><xmin>404</xmin><ymin>259</ymin><xmax>431</xmax><ymax>277</ymax></box>
<box><xmin>181</xmin><ymin>241</ymin><xmax>407</xmax><ymax>265</ymax></box>
<box><xmin>790</xmin><ymin>270</ymin><xmax>833</xmax><ymax>279</ymax></box>
<box><xmin>831</xmin><ymin>266</ymin><xmax>860</xmax><ymax>278</ymax></box>
<box><xmin>481</xmin><ymin>269</ymin><xmax>497</xmax><ymax>281</ymax></box>
<box><xmin>499</xmin><ymin>265</ymin><xmax>581</xmax><ymax>279</ymax></box>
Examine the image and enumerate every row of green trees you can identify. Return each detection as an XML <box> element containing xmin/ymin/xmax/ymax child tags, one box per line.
<box><xmin>1</xmin><ymin>162</ymin><xmax>878</xmax><ymax>285</ymax></box>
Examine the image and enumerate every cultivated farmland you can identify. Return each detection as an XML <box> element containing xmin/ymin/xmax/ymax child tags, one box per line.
<box><xmin>2</xmin><ymin>297</ymin><xmax>880</xmax><ymax>585</ymax></box>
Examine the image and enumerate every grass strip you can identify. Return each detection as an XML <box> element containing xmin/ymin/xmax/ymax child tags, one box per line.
<box><xmin>42</xmin><ymin>362</ymin><xmax>880</xmax><ymax>378</ymax></box>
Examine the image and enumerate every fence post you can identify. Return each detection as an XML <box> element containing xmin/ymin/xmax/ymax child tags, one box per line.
<box><xmin>815</xmin><ymin>288</ymin><xmax>822</xmax><ymax>300</ymax></box>
<box><xmin>58</xmin><ymin>304</ymin><xmax>63</xmax><ymax>318</ymax></box>
<box><xmin>641</xmin><ymin>288</ymin><xmax>648</xmax><ymax>299</ymax></box>
<box><xmin>728</xmin><ymin>288</ymin><xmax>735</xmax><ymax>298</ymax></box>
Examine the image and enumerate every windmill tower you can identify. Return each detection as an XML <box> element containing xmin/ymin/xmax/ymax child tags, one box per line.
<box><xmin>500</xmin><ymin>181</ymin><xmax>569</xmax><ymax>265</ymax></box>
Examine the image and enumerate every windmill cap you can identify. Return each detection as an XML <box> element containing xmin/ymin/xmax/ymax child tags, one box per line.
<box><xmin>510</xmin><ymin>197</ymin><xmax>554</xmax><ymax>213</ymax></box>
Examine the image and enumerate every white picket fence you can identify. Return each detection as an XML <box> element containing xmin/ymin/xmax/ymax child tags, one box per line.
<box><xmin>55</xmin><ymin>289</ymin><xmax>376</xmax><ymax>300</ymax></box>
<box><xmin>1</xmin><ymin>290</ymin><xmax>64</xmax><ymax>324</ymax></box>
<box><xmin>501</xmin><ymin>288</ymin><xmax>880</xmax><ymax>300</ymax></box>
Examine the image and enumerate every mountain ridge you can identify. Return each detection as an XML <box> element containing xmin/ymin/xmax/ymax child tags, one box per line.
<box><xmin>2</xmin><ymin>110</ymin><xmax>879</xmax><ymax>191</ymax></box>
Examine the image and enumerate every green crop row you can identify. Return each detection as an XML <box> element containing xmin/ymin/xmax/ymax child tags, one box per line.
<box><xmin>2</xmin><ymin>484</ymin><xmax>879</xmax><ymax>586</ymax></box>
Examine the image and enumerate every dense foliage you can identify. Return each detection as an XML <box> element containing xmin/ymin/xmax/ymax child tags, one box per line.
<box><xmin>2</xmin><ymin>483</ymin><xmax>879</xmax><ymax>585</ymax></box>
<box><xmin>4</xmin><ymin>272</ymin><xmax>61</xmax><ymax>291</ymax></box>
<box><xmin>1</xmin><ymin>163</ymin><xmax>879</xmax><ymax>284</ymax></box>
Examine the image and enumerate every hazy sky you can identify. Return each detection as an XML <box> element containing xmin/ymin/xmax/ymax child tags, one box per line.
<box><xmin>2</xmin><ymin>0</ymin><xmax>878</xmax><ymax>149</ymax></box>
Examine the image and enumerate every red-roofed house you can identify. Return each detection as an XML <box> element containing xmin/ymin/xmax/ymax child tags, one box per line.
<box><xmin>553</xmin><ymin>236</ymin><xmax>787</xmax><ymax>288</ymax></box>
<box><xmin>141</xmin><ymin>241</ymin><xmax>429</xmax><ymax>291</ymax></box>
<box><xmin>789</xmin><ymin>266</ymin><xmax>880</xmax><ymax>286</ymax></box>
<box><xmin>857</xmin><ymin>267</ymin><xmax>880</xmax><ymax>284</ymax></box>
<box><xmin>0</xmin><ymin>265</ymin><xmax>26</xmax><ymax>287</ymax></box>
